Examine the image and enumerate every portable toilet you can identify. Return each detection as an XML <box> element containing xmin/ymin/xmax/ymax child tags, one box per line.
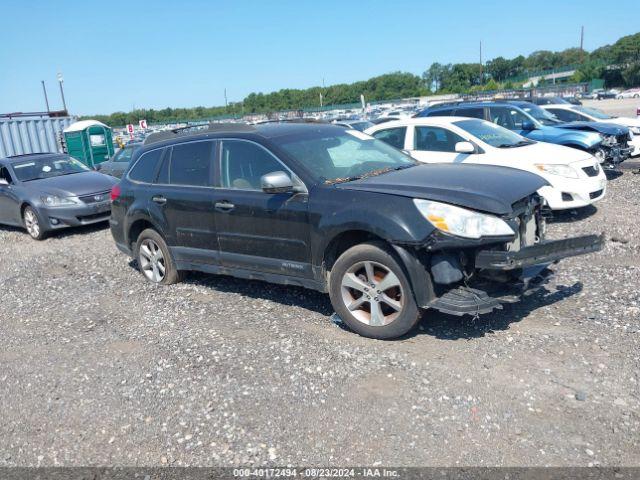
<box><xmin>63</xmin><ymin>120</ymin><xmax>114</xmax><ymax>168</ymax></box>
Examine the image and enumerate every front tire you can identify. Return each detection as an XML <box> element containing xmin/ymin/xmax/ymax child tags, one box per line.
<box><xmin>23</xmin><ymin>206</ymin><xmax>46</xmax><ymax>240</ymax></box>
<box><xmin>134</xmin><ymin>228</ymin><xmax>183</xmax><ymax>285</ymax></box>
<box><xmin>329</xmin><ymin>242</ymin><xmax>420</xmax><ymax>339</ymax></box>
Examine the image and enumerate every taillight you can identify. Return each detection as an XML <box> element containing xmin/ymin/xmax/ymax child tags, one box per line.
<box><xmin>110</xmin><ymin>184</ymin><xmax>121</xmax><ymax>201</ymax></box>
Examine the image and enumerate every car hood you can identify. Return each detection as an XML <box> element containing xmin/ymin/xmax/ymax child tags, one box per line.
<box><xmin>555</xmin><ymin>121</ymin><xmax>629</xmax><ymax>136</ymax></box>
<box><xmin>489</xmin><ymin>141</ymin><xmax>594</xmax><ymax>165</ymax></box>
<box><xmin>336</xmin><ymin>164</ymin><xmax>547</xmax><ymax>215</ymax></box>
<box><xmin>25</xmin><ymin>171</ymin><xmax>118</xmax><ymax>197</ymax></box>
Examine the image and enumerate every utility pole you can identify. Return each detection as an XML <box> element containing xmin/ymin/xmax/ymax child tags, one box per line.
<box><xmin>224</xmin><ymin>88</ymin><xmax>228</xmax><ymax>110</ymax></box>
<box><xmin>41</xmin><ymin>80</ymin><xmax>50</xmax><ymax>112</ymax></box>
<box><xmin>320</xmin><ymin>92</ymin><xmax>323</xmax><ymax>108</ymax></box>
<box><xmin>479</xmin><ymin>41</ymin><xmax>483</xmax><ymax>85</ymax></box>
<box><xmin>57</xmin><ymin>72</ymin><xmax>67</xmax><ymax>112</ymax></box>
<box><xmin>580</xmin><ymin>26</ymin><xmax>584</xmax><ymax>51</ymax></box>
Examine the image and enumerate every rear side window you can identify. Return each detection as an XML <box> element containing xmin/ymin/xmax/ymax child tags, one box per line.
<box><xmin>169</xmin><ymin>141</ymin><xmax>214</xmax><ymax>187</ymax></box>
<box><xmin>128</xmin><ymin>149</ymin><xmax>163</xmax><ymax>183</ymax></box>
<box><xmin>455</xmin><ymin>107</ymin><xmax>484</xmax><ymax>119</ymax></box>
<box><xmin>371</xmin><ymin>127</ymin><xmax>407</xmax><ymax>149</ymax></box>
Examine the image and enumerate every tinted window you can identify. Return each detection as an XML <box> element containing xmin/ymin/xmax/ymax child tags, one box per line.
<box><xmin>169</xmin><ymin>141</ymin><xmax>213</xmax><ymax>187</ymax></box>
<box><xmin>547</xmin><ymin>108</ymin><xmax>582</xmax><ymax>122</ymax></box>
<box><xmin>414</xmin><ymin>126</ymin><xmax>465</xmax><ymax>152</ymax></box>
<box><xmin>220</xmin><ymin>140</ymin><xmax>284</xmax><ymax>190</ymax></box>
<box><xmin>455</xmin><ymin>107</ymin><xmax>485</xmax><ymax>119</ymax></box>
<box><xmin>424</xmin><ymin>108</ymin><xmax>454</xmax><ymax>117</ymax></box>
<box><xmin>129</xmin><ymin>149</ymin><xmax>163</xmax><ymax>183</ymax></box>
<box><xmin>371</xmin><ymin>127</ymin><xmax>406</xmax><ymax>149</ymax></box>
<box><xmin>0</xmin><ymin>166</ymin><xmax>13</xmax><ymax>184</ymax></box>
<box><xmin>489</xmin><ymin>107</ymin><xmax>529</xmax><ymax>130</ymax></box>
<box><xmin>114</xmin><ymin>146</ymin><xmax>136</xmax><ymax>163</ymax></box>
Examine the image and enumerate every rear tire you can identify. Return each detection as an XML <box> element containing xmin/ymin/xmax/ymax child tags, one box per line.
<box><xmin>328</xmin><ymin>242</ymin><xmax>420</xmax><ymax>339</ymax></box>
<box><xmin>23</xmin><ymin>206</ymin><xmax>46</xmax><ymax>240</ymax></box>
<box><xmin>134</xmin><ymin>228</ymin><xmax>183</xmax><ymax>285</ymax></box>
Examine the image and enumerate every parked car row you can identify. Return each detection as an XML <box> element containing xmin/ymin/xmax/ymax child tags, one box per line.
<box><xmin>0</xmin><ymin>103</ymin><xmax>625</xmax><ymax>339</ymax></box>
<box><xmin>415</xmin><ymin>100</ymin><xmax>634</xmax><ymax>168</ymax></box>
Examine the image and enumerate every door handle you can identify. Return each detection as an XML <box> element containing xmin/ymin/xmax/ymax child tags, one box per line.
<box><xmin>214</xmin><ymin>201</ymin><xmax>235</xmax><ymax>212</ymax></box>
<box><xmin>152</xmin><ymin>195</ymin><xmax>167</xmax><ymax>205</ymax></box>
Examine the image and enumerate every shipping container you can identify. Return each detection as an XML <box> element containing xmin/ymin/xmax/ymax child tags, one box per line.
<box><xmin>0</xmin><ymin>114</ymin><xmax>76</xmax><ymax>158</ymax></box>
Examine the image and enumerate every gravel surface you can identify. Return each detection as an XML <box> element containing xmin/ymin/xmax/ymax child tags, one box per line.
<box><xmin>0</xmin><ymin>170</ymin><xmax>638</xmax><ymax>468</ymax></box>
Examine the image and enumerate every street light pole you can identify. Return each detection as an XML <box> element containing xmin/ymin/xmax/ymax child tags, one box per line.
<box><xmin>57</xmin><ymin>73</ymin><xmax>67</xmax><ymax>112</ymax></box>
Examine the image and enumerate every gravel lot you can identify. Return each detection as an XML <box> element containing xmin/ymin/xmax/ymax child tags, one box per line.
<box><xmin>0</xmin><ymin>169</ymin><xmax>639</xmax><ymax>468</ymax></box>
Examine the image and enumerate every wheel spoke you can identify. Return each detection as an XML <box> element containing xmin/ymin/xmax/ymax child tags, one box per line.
<box><xmin>152</xmin><ymin>263</ymin><xmax>160</xmax><ymax>282</ymax></box>
<box><xmin>381</xmin><ymin>294</ymin><xmax>402</xmax><ymax>312</ymax></box>
<box><xmin>341</xmin><ymin>272</ymin><xmax>369</xmax><ymax>293</ymax></box>
<box><xmin>364</xmin><ymin>262</ymin><xmax>375</xmax><ymax>284</ymax></box>
<box><xmin>140</xmin><ymin>244</ymin><xmax>153</xmax><ymax>261</ymax></box>
<box><xmin>369</xmin><ymin>301</ymin><xmax>385</xmax><ymax>326</ymax></box>
<box><xmin>157</xmin><ymin>260</ymin><xmax>166</xmax><ymax>274</ymax></box>
<box><xmin>347</xmin><ymin>296</ymin><xmax>367</xmax><ymax>311</ymax></box>
<box><xmin>376</xmin><ymin>270</ymin><xmax>400</xmax><ymax>292</ymax></box>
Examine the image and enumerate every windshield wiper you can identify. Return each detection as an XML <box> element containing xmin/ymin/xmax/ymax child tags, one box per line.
<box><xmin>325</xmin><ymin>164</ymin><xmax>415</xmax><ymax>185</ymax></box>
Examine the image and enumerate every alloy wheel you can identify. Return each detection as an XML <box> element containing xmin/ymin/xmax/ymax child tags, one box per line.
<box><xmin>24</xmin><ymin>209</ymin><xmax>40</xmax><ymax>238</ymax></box>
<box><xmin>340</xmin><ymin>260</ymin><xmax>404</xmax><ymax>326</ymax></box>
<box><xmin>139</xmin><ymin>238</ymin><xmax>166</xmax><ymax>283</ymax></box>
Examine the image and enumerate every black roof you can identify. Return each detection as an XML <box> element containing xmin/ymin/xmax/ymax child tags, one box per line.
<box><xmin>142</xmin><ymin>122</ymin><xmax>346</xmax><ymax>147</ymax></box>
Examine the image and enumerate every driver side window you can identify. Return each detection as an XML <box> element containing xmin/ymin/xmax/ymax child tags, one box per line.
<box><xmin>549</xmin><ymin>108</ymin><xmax>582</xmax><ymax>122</ymax></box>
<box><xmin>220</xmin><ymin>140</ymin><xmax>286</xmax><ymax>190</ymax></box>
<box><xmin>0</xmin><ymin>167</ymin><xmax>13</xmax><ymax>184</ymax></box>
<box><xmin>414</xmin><ymin>126</ymin><xmax>465</xmax><ymax>152</ymax></box>
<box><xmin>490</xmin><ymin>107</ymin><xmax>528</xmax><ymax>130</ymax></box>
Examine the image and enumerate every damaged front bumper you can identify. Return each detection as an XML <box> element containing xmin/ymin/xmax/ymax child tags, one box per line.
<box><xmin>426</xmin><ymin>234</ymin><xmax>605</xmax><ymax>316</ymax></box>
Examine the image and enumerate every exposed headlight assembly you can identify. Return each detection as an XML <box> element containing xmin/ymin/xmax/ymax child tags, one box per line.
<box><xmin>413</xmin><ymin>199</ymin><xmax>514</xmax><ymax>239</ymax></box>
<box><xmin>41</xmin><ymin>195</ymin><xmax>77</xmax><ymax>207</ymax></box>
<box><xmin>600</xmin><ymin>135</ymin><xmax>617</xmax><ymax>146</ymax></box>
<box><xmin>534</xmin><ymin>163</ymin><xmax>579</xmax><ymax>179</ymax></box>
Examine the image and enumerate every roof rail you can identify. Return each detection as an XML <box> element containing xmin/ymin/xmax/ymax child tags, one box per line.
<box><xmin>143</xmin><ymin>122</ymin><xmax>256</xmax><ymax>145</ymax></box>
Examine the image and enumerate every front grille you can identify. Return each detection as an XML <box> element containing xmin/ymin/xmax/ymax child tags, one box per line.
<box><xmin>589</xmin><ymin>189</ymin><xmax>604</xmax><ymax>199</ymax></box>
<box><xmin>77</xmin><ymin>212</ymin><xmax>110</xmax><ymax>222</ymax></box>
<box><xmin>582</xmin><ymin>165</ymin><xmax>599</xmax><ymax>177</ymax></box>
<box><xmin>78</xmin><ymin>191</ymin><xmax>111</xmax><ymax>204</ymax></box>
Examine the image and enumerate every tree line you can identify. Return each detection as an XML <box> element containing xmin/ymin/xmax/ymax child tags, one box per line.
<box><xmin>84</xmin><ymin>32</ymin><xmax>640</xmax><ymax>127</ymax></box>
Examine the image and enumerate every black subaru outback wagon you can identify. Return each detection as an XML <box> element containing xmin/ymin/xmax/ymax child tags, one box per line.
<box><xmin>110</xmin><ymin>123</ymin><xmax>602</xmax><ymax>339</ymax></box>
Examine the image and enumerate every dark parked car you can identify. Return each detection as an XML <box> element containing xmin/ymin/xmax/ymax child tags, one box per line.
<box><xmin>97</xmin><ymin>142</ymin><xmax>142</xmax><ymax>178</ymax></box>
<box><xmin>110</xmin><ymin>123</ymin><xmax>603</xmax><ymax>339</ymax></box>
<box><xmin>0</xmin><ymin>153</ymin><xmax>117</xmax><ymax>239</ymax></box>
<box><xmin>530</xmin><ymin>96</ymin><xmax>582</xmax><ymax>106</ymax></box>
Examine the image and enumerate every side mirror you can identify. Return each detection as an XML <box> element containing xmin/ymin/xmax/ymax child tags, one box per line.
<box><xmin>521</xmin><ymin>120</ymin><xmax>536</xmax><ymax>131</ymax></box>
<box><xmin>261</xmin><ymin>171</ymin><xmax>293</xmax><ymax>194</ymax></box>
<box><xmin>0</xmin><ymin>178</ymin><xmax>9</xmax><ymax>186</ymax></box>
<box><xmin>454</xmin><ymin>141</ymin><xmax>475</xmax><ymax>154</ymax></box>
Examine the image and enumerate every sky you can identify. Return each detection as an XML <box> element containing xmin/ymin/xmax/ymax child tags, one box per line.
<box><xmin>0</xmin><ymin>0</ymin><xmax>637</xmax><ymax>115</ymax></box>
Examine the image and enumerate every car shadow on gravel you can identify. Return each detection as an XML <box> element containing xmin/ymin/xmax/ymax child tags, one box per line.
<box><xmin>547</xmin><ymin>205</ymin><xmax>597</xmax><ymax>224</ymax></box>
<box><xmin>604</xmin><ymin>169</ymin><xmax>624</xmax><ymax>180</ymax></box>
<box><xmin>123</xmin><ymin>264</ymin><xmax>335</xmax><ymax>315</ymax></box>
<box><xmin>126</xmin><ymin>260</ymin><xmax>581</xmax><ymax>340</ymax></box>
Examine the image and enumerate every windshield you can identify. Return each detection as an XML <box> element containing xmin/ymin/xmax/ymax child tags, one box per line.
<box><xmin>521</xmin><ymin>104</ymin><xmax>562</xmax><ymax>126</ymax></box>
<box><xmin>274</xmin><ymin>129</ymin><xmax>416</xmax><ymax>183</ymax></box>
<box><xmin>454</xmin><ymin>119</ymin><xmax>533</xmax><ymax>148</ymax></box>
<box><xmin>576</xmin><ymin>106</ymin><xmax>613</xmax><ymax>120</ymax></box>
<box><xmin>12</xmin><ymin>155</ymin><xmax>90</xmax><ymax>182</ymax></box>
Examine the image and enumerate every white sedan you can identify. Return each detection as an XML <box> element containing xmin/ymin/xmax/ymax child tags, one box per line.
<box><xmin>365</xmin><ymin>117</ymin><xmax>607</xmax><ymax>211</ymax></box>
<box><xmin>541</xmin><ymin>104</ymin><xmax>640</xmax><ymax>157</ymax></box>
